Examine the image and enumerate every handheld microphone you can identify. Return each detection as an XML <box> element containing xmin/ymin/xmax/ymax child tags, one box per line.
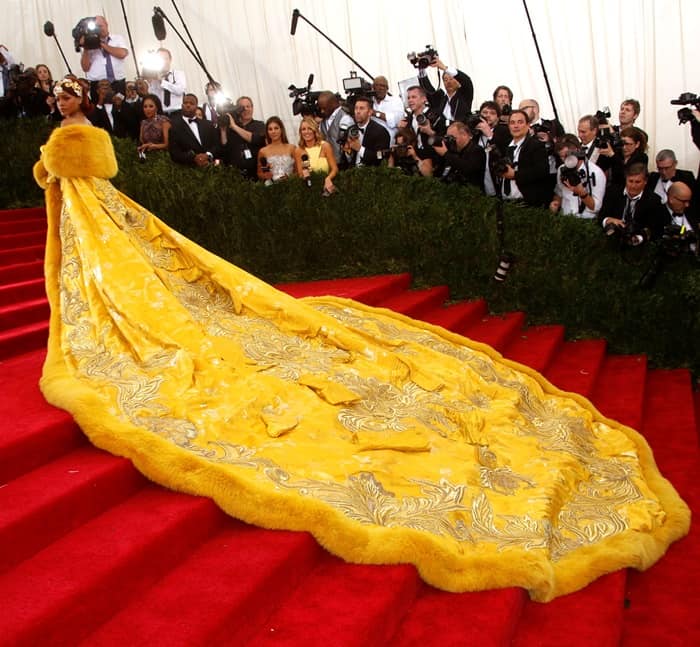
<box><xmin>152</xmin><ymin>8</ymin><xmax>167</xmax><ymax>41</ymax></box>
<box><xmin>301</xmin><ymin>153</ymin><xmax>312</xmax><ymax>187</ymax></box>
<box><xmin>290</xmin><ymin>9</ymin><xmax>300</xmax><ymax>36</ymax></box>
<box><xmin>307</xmin><ymin>73</ymin><xmax>314</xmax><ymax>88</ymax></box>
<box><xmin>43</xmin><ymin>21</ymin><xmax>55</xmax><ymax>37</ymax></box>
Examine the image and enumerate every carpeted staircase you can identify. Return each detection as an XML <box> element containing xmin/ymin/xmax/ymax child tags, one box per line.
<box><xmin>1</xmin><ymin>207</ymin><xmax>698</xmax><ymax>647</ymax></box>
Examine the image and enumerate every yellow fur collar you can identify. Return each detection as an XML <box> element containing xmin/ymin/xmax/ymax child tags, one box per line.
<box><xmin>40</xmin><ymin>124</ymin><xmax>118</xmax><ymax>180</ymax></box>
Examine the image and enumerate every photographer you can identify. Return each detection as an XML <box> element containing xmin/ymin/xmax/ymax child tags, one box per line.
<box><xmin>418</xmin><ymin>57</ymin><xmax>474</xmax><ymax>126</ymax></box>
<box><xmin>598</xmin><ymin>126</ymin><xmax>649</xmax><ymax>189</ymax></box>
<box><xmin>372</xmin><ymin>75</ymin><xmax>405</xmax><ymax>144</ymax></box>
<box><xmin>88</xmin><ymin>78</ymin><xmax>135</xmax><ymax>138</ymax></box>
<box><xmin>648</xmin><ymin>149</ymin><xmax>696</xmax><ymax>204</ymax></box>
<box><xmin>664</xmin><ymin>182</ymin><xmax>697</xmax><ymax>253</ymax></box>
<box><xmin>144</xmin><ymin>48</ymin><xmax>186</xmax><ymax>116</ymax></box>
<box><xmin>340</xmin><ymin>96</ymin><xmax>390</xmax><ymax>168</ymax></box>
<box><xmin>550</xmin><ymin>142</ymin><xmax>606</xmax><ymax>219</ymax></box>
<box><xmin>386</xmin><ymin>127</ymin><xmax>431</xmax><ymax>177</ymax></box>
<box><xmin>598</xmin><ymin>163</ymin><xmax>668</xmax><ymax>244</ymax></box>
<box><xmin>495</xmin><ymin>109</ymin><xmax>551</xmax><ymax>207</ymax></box>
<box><xmin>220</xmin><ymin>96</ymin><xmax>266</xmax><ymax>179</ymax></box>
<box><xmin>317</xmin><ymin>91</ymin><xmax>354</xmax><ymax>164</ymax></box>
<box><xmin>78</xmin><ymin>16</ymin><xmax>129</xmax><ymax>102</ymax></box>
<box><xmin>0</xmin><ymin>45</ymin><xmax>17</xmax><ymax>99</ymax></box>
<box><xmin>432</xmin><ymin>121</ymin><xmax>485</xmax><ymax>190</ymax></box>
<box><xmin>398</xmin><ymin>85</ymin><xmax>445</xmax><ymax>176</ymax></box>
<box><xmin>493</xmin><ymin>85</ymin><xmax>514</xmax><ymax>125</ymax></box>
<box><xmin>474</xmin><ymin>101</ymin><xmax>510</xmax><ymax>196</ymax></box>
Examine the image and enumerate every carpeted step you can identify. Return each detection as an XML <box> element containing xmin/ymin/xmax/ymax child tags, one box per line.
<box><xmin>0</xmin><ymin>244</ymin><xmax>46</xmax><ymax>267</ymax></box>
<box><xmin>513</xmin><ymin>571</ymin><xmax>627</xmax><ymax>647</ymax></box>
<box><xmin>277</xmin><ymin>273</ymin><xmax>412</xmax><ymax>305</ymax></box>
<box><xmin>0</xmin><ymin>319</ymin><xmax>50</xmax><ymax>360</ymax></box>
<box><xmin>0</xmin><ymin>218</ymin><xmax>46</xmax><ymax>236</ymax></box>
<box><xmin>394</xmin><ymin>585</ymin><xmax>526</xmax><ymax>647</ymax></box>
<box><xmin>621</xmin><ymin>369</ymin><xmax>700</xmax><ymax>646</ymax></box>
<box><xmin>83</xmin><ymin>523</ymin><xmax>323</xmax><ymax>647</ymax></box>
<box><xmin>544</xmin><ymin>339</ymin><xmax>607</xmax><ymax>397</ymax></box>
<box><xmin>0</xmin><ymin>259</ymin><xmax>44</xmax><ymax>285</ymax></box>
<box><xmin>0</xmin><ymin>487</ymin><xmax>224</xmax><ymax>647</ymax></box>
<box><xmin>461</xmin><ymin>310</ymin><xmax>526</xmax><ymax>352</ymax></box>
<box><xmin>0</xmin><ymin>296</ymin><xmax>50</xmax><ymax>331</ymax></box>
<box><xmin>0</xmin><ymin>350</ymin><xmax>86</xmax><ymax>483</ymax></box>
<box><xmin>420</xmin><ymin>298</ymin><xmax>488</xmax><ymax>333</ymax></box>
<box><xmin>503</xmin><ymin>324</ymin><xmax>565</xmax><ymax>374</ymax></box>
<box><xmin>245</xmin><ymin>554</ymin><xmax>421</xmax><ymax>647</ymax></box>
<box><xmin>0</xmin><ymin>230</ymin><xmax>47</xmax><ymax>251</ymax></box>
<box><xmin>590</xmin><ymin>354</ymin><xmax>647</xmax><ymax>431</ymax></box>
<box><xmin>0</xmin><ymin>276</ymin><xmax>46</xmax><ymax>307</ymax></box>
<box><xmin>376</xmin><ymin>285</ymin><xmax>451</xmax><ymax>319</ymax></box>
<box><xmin>0</xmin><ymin>447</ymin><xmax>146</xmax><ymax>573</ymax></box>
<box><xmin>0</xmin><ymin>207</ymin><xmax>46</xmax><ymax>223</ymax></box>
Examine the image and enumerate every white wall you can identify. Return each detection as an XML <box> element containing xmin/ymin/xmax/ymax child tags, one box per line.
<box><xmin>5</xmin><ymin>0</ymin><xmax>700</xmax><ymax>170</ymax></box>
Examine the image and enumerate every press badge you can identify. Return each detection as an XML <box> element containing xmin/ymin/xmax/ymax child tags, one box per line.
<box><xmin>244</xmin><ymin>148</ymin><xmax>252</xmax><ymax>159</ymax></box>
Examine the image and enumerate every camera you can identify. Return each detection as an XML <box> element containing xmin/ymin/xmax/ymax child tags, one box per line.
<box><xmin>660</xmin><ymin>223</ymin><xmax>697</xmax><ymax>256</ymax></box>
<box><xmin>465</xmin><ymin>111</ymin><xmax>484</xmax><ymax>135</ymax></box>
<box><xmin>671</xmin><ymin>92</ymin><xmax>700</xmax><ymax>124</ymax></box>
<box><xmin>72</xmin><ymin>17</ymin><xmax>101</xmax><ymax>52</ymax></box>
<box><xmin>216</xmin><ymin>100</ymin><xmax>245</xmax><ymax>128</ymax></box>
<box><xmin>559</xmin><ymin>151</ymin><xmax>586</xmax><ymax>186</ymax></box>
<box><xmin>489</xmin><ymin>147</ymin><xmax>512</xmax><ymax>177</ymax></box>
<box><xmin>494</xmin><ymin>253</ymin><xmax>515</xmax><ymax>282</ymax></box>
<box><xmin>427</xmin><ymin>134</ymin><xmax>456</xmax><ymax>151</ymax></box>
<box><xmin>407</xmin><ymin>46</ymin><xmax>438</xmax><ymax>69</ymax></box>
<box><xmin>337</xmin><ymin>124</ymin><xmax>361</xmax><ymax>146</ymax></box>
<box><xmin>342</xmin><ymin>72</ymin><xmax>373</xmax><ymax>97</ymax></box>
<box><xmin>288</xmin><ymin>73</ymin><xmax>321</xmax><ymax>118</ymax></box>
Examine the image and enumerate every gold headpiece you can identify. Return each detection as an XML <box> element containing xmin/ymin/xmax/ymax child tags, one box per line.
<box><xmin>54</xmin><ymin>78</ymin><xmax>83</xmax><ymax>98</ymax></box>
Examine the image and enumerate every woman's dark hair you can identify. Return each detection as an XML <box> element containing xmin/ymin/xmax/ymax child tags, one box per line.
<box><xmin>265</xmin><ymin>116</ymin><xmax>288</xmax><ymax>144</ymax></box>
<box><xmin>141</xmin><ymin>93</ymin><xmax>164</xmax><ymax>117</ymax></box>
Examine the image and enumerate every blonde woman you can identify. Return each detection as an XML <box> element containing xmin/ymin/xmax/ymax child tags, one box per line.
<box><xmin>294</xmin><ymin>116</ymin><xmax>338</xmax><ymax>194</ymax></box>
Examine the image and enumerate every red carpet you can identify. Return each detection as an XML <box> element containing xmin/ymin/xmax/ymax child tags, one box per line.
<box><xmin>1</xmin><ymin>207</ymin><xmax>698</xmax><ymax>646</ymax></box>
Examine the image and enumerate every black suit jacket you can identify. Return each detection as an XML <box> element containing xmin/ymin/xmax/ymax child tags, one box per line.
<box><xmin>598</xmin><ymin>187</ymin><xmax>669</xmax><ymax>241</ymax></box>
<box><xmin>647</xmin><ymin>169</ymin><xmax>695</xmax><ymax>193</ymax></box>
<box><xmin>497</xmin><ymin>136</ymin><xmax>551</xmax><ymax>207</ymax></box>
<box><xmin>88</xmin><ymin>102</ymin><xmax>135</xmax><ymax>139</ymax></box>
<box><xmin>343</xmin><ymin>119</ymin><xmax>390</xmax><ymax>168</ymax></box>
<box><xmin>440</xmin><ymin>139</ymin><xmax>486</xmax><ymax>190</ymax></box>
<box><xmin>169</xmin><ymin>115</ymin><xmax>222</xmax><ymax>165</ymax></box>
<box><xmin>419</xmin><ymin>68</ymin><xmax>474</xmax><ymax>124</ymax></box>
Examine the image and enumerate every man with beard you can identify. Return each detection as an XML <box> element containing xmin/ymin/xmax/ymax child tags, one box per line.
<box><xmin>220</xmin><ymin>96</ymin><xmax>266</xmax><ymax>179</ymax></box>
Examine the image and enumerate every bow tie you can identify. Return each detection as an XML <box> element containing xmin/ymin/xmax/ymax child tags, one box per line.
<box><xmin>188</xmin><ymin>118</ymin><xmax>198</xmax><ymax>124</ymax></box>
<box><xmin>358</xmin><ymin>127</ymin><xmax>365</xmax><ymax>133</ymax></box>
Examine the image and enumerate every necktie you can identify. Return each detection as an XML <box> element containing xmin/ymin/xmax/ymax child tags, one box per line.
<box><xmin>624</xmin><ymin>197</ymin><xmax>637</xmax><ymax>223</ymax></box>
<box><xmin>163</xmin><ymin>72</ymin><xmax>171</xmax><ymax>108</ymax></box>
<box><xmin>502</xmin><ymin>145</ymin><xmax>517</xmax><ymax>196</ymax></box>
<box><xmin>102</xmin><ymin>48</ymin><xmax>115</xmax><ymax>83</ymax></box>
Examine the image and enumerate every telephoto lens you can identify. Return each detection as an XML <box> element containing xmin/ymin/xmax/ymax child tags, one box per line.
<box><xmin>494</xmin><ymin>253</ymin><xmax>514</xmax><ymax>282</ymax></box>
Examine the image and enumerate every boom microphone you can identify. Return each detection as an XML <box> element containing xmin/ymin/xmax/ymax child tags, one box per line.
<box><xmin>307</xmin><ymin>73</ymin><xmax>314</xmax><ymax>88</ymax></box>
<box><xmin>43</xmin><ymin>21</ymin><xmax>55</xmax><ymax>37</ymax></box>
<box><xmin>152</xmin><ymin>8</ymin><xmax>167</xmax><ymax>41</ymax></box>
<box><xmin>290</xmin><ymin>9</ymin><xmax>300</xmax><ymax>36</ymax></box>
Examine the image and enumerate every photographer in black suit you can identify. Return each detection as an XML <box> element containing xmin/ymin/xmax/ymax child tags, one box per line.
<box><xmin>598</xmin><ymin>163</ymin><xmax>668</xmax><ymax>244</ymax></box>
<box><xmin>495</xmin><ymin>109</ymin><xmax>551</xmax><ymax>207</ymax></box>
<box><xmin>341</xmin><ymin>96</ymin><xmax>390</xmax><ymax>168</ymax></box>
<box><xmin>168</xmin><ymin>93</ymin><xmax>222</xmax><ymax>167</ymax></box>
<box><xmin>432</xmin><ymin>121</ymin><xmax>485</xmax><ymax>190</ymax></box>
<box><xmin>418</xmin><ymin>57</ymin><xmax>474</xmax><ymax>126</ymax></box>
<box><xmin>398</xmin><ymin>85</ymin><xmax>445</xmax><ymax>176</ymax></box>
<box><xmin>647</xmin><ymin>149</ymin><xmax>695</xmax><ymax>205</ymax></box>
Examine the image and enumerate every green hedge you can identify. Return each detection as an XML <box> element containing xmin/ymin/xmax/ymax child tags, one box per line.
<box><xmin>3</xmin><ymin>118</ymin><xmax>699</xmax><ymax>378</ymax></box>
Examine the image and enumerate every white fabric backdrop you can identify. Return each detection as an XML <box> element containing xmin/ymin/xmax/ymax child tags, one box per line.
<box><xmin>5</xmin><ymin>0</ymin><xmax>700</xmax><ymax>170</ymax></box>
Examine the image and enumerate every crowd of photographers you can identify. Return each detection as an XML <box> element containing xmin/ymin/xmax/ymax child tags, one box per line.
<box><xmin>2</xmin><ymin>30</ymin><xmax>700</xmax><ymax>259</ymax></box>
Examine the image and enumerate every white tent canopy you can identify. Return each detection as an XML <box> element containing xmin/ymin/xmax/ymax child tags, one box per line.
<box><xmin>5</xmin><ymin>0</ymin><xmax>700</xmax><ymax>170</ymax></box>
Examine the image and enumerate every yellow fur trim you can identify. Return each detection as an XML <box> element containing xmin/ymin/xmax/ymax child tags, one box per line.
<box><xmin>40</xmin><ymin>125</ymin><xmax>117</xmax><ymax>180</ymax></box>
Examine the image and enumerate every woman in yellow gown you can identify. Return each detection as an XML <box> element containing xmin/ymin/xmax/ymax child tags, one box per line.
<box><xmin>34</xmin><ymin>78</ymin><xmax>690</xmax><ymax>603</ymax></box>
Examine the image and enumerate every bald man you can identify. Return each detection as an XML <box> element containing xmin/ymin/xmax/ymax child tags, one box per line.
<box><xmin>665</xmin><ymin>182</ymin><xmax>697</xmax><ymax>249</ymax></box>
<box><xmin>79</xmin><ymin>15</ymin><xmax>129</xmax><ymax>101</ymax></box>
<box><xmin>372</xmin><ymin>75</ymin><xmax>405</xmax><ymax>144</ymax></box>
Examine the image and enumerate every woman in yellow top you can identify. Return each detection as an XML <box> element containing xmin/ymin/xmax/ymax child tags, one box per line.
<box><xmin>294</xmin><ymin>116</ymin><xmax>338</xmax><ymax>195</ymax></box>
<box><xmin>32</xmin><ymin>79</ymin><xmax>690</xmax><ymax>603</ymax></box>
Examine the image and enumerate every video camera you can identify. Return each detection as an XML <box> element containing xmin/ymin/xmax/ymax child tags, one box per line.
<box><xmin>407</xmin><ymin>46</ymin><xmax>438</xmax><ymax>70</ymax></box>
<box><xmin>72</xmin><ymin>17</ymin><xmax>101</xmax><ymax>52</ymax></box>
<box><xmin>593</xmin><ymin>106</ymin><xmax>622</xmax><ymax>149</ymax></box>
<box><xmin>289</xmin><ymin>73</ymin><xmax>321</xmax><ymax>118</ymax></box>
<box><xmin>216</xmin><ymin>99</ymin><xmax>245</xmax><ymax>129</ymax></box>
<box><xmin>671</xmin><ymin>92</ymin><xmax>700</xmax><ymax>124</ymax></box>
